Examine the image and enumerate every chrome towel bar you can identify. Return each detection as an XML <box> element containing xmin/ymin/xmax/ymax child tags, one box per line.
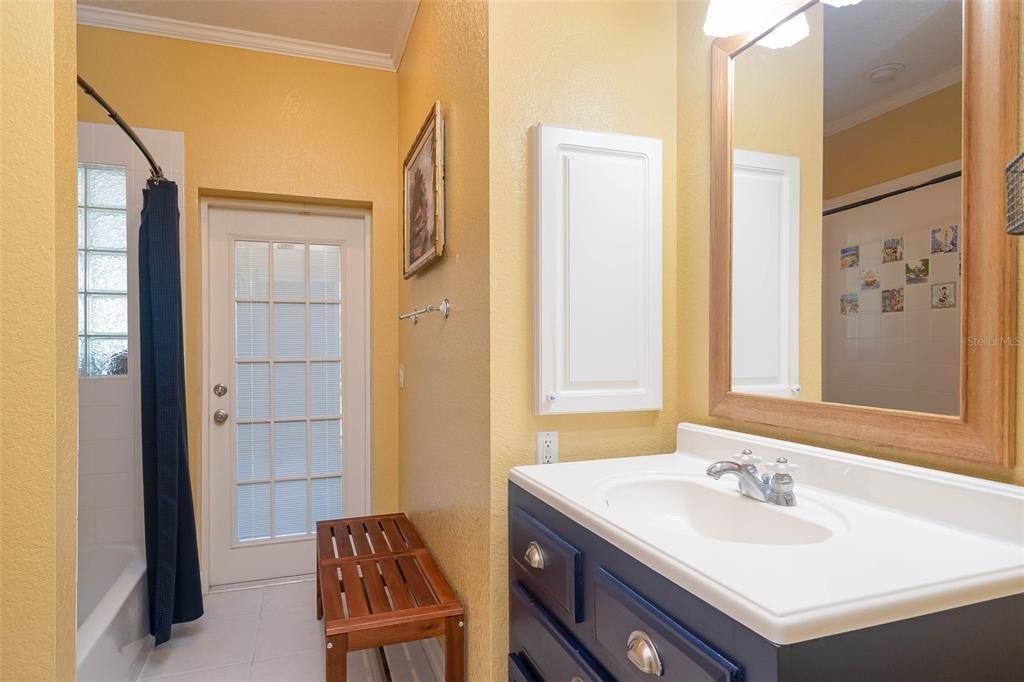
<box><xmin>398</xmin><ymin>298</ymin><xmax>450</xmax><ymax>324</ymax></box>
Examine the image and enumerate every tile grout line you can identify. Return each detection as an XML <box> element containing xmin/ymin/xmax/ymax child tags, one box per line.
<box><xmin>249</xmin><ymin>587</ymin><xmax>266</xmax><ymax>681</ymax></box>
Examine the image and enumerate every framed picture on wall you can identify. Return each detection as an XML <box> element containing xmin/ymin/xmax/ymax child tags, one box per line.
<box><xmin>403</xmin><ymin>101</ymin><xmax>446</xmax><ymax>278</ymax></box>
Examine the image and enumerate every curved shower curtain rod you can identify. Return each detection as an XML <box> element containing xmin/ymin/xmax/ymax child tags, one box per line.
<box><xmin>77</xmin><ymin>75</ymin><xmax>166</xmax><ymax>183</ymax></box>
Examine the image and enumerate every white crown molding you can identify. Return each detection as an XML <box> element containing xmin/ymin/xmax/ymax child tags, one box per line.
<box><xmin>391</xmin><ymin>1</ymin><xmax>420</xmax><ymax>70</ymax></box>
<box><xmin>824</xmin><ymin>66</ymin><xmax>962</xmax><ymax>137</ymax></box>
<box><xmin>76</xmin><ymin>4</ymin><xmax>399</xmax><ymax>71</ymax></box>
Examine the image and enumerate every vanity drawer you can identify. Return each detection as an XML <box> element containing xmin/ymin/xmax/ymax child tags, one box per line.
<box><xmin>593</xmin><ymin>568</ymin><xmax>742</xmax><ymax>682</ymax></box>
<box><xmin>510</xmin><ymin>582</ymin><xmax>612</xmax><ymax>682</ymax></box>
<box><xmin>510</xmin><ymin>505</ymin><xmax>584</xmax><ymax>623</ymax></box>
<box><xmin>508</xmin><ymin>653</ymin><xmax>539</xmax><ymax>682</ymax></box>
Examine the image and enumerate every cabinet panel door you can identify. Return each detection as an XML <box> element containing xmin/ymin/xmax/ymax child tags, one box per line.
<box><xmin>534</xmin><ymin>124</ymin><xmax>663</xmax><ymax>415</ymax></box>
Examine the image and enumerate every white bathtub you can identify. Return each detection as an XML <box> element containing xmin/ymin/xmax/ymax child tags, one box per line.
<box><xmin>77</xmin><ymin>544</ymin><xmax>150</xmax><ymax>682</ymax></box>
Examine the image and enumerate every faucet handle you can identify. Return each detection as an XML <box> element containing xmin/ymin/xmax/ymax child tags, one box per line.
<box><xmin>764</xmin><ymin>457</ymin><xmax>798</xmax><ymax>475</ymax></box>
<box><xmin>736</xmin><ymin>449</ymin><xmax>761</xmax><ymax>466</ymax></box>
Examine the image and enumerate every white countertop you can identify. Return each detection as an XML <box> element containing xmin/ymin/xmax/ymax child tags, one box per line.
<box><xmin>509</xmin><ymin>424</ymin><xmax>1024</xmax><ymax>644</ymax></box>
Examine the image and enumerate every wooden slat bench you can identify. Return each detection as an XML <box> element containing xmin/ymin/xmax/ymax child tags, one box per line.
<box><xmin>316</xmin><ymin>513</ymin><xmax>465</xmax><ymax>681</ymax></box>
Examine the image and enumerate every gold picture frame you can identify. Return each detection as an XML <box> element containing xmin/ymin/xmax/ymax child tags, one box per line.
<box><xmin>403</xmin><ymin>101</ymin><xmax>445</xmax><ymax>278</ymax></box>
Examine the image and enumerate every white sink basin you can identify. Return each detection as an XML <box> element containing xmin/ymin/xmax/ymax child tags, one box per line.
<box><xmin>602</xmin><ymin>476</ymin><xmax>840</xmax><ymax>545</ymax></box>
<box><xmin>509</xmin><ymin>423</ymin><xmax>1024</xmax><ymax>645</ymax></box>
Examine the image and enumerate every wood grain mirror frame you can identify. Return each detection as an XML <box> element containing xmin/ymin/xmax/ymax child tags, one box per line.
<box><xmin>710</xmin><ymin>0</ymin><xmax>1019</xmax><ymax>467</ymax></box>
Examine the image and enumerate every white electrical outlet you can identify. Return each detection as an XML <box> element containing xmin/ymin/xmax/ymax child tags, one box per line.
<box><xmin>536</xmin><ymin>431</ymin><xmax>559</xmax><ymax>464</ymax></box>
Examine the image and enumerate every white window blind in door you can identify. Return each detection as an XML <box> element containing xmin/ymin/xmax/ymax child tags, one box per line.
<box><xmin>233</xmin><ymin>241</ymin><xmax>344</xmax><ymax>543</ymax></box>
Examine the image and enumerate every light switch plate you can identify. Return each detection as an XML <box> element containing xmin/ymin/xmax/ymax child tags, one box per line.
<box><xmin>536</xmin><ymin>431</ymin><xmax>559</xmax><ymax>464</ymax></box>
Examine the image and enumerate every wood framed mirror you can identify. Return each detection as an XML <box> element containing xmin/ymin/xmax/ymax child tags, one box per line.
<box><xmin>710</xmin><ymin>0</ymin><xmax>1018</xmax><ymax>466</ymax></box>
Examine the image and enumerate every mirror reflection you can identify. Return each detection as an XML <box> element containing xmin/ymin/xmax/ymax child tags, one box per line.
<box><xmin>731</xmin><ymin>0</ymin><xmax>962</xmax><ymax>416</ymax></box>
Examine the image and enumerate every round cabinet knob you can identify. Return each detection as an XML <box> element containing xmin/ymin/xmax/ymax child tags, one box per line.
<box><xmin>737</xmin><ymin>449</ymin><xmax>761</xmax><ymax>466</ymax></box>
<box><xmin>213</xmin><ymin>409</ymin><xmax>229</xmax><ymax>424</ymax></box>
<box><xmin>524</xmin><ymin>541</ymin><xmax>545</xmax><ymax>570</ymax></box>
<box><xmin>765</xmin><ymin>457</ymin><xmax>799</xmax><ymax>474</ymax></box>
<box><xmin>626</xmin><ymin>630</ymin><xmax>663</xmax><ymax>676</ymax></box>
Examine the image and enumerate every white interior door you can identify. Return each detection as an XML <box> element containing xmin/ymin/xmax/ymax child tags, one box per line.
<box><xmin>207</xmin><ymin>202</ymin><xmax>369</xmax><ymax>587</ymax></box>
<box><xmin>731</xmin><ymin>149</ymin><xmax>801</xmax><ymax>398</ymax></box>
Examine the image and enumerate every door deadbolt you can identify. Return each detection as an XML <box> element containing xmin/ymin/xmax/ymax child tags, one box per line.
<box><xmin>213</xmin><ymin>409</ymin><xmax>229</xmax><ymax>424</ymax></box>
<box><xmin>213</xmin><ymin>383</ymin><xmax>228</xmax><ymax>397</ymax></box>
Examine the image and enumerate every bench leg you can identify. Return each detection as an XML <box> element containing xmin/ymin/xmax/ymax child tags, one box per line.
<box><xmin>316</xmin><ymin>568</ymin><xmax>323</xmax><ymax>620</ymax></box>
<box><xmin>444</xmin><ymin>616</ymin><xmax>465</xmax><ymax>682</ymax></box>
<box><xmin>326</xmin><ymin>633</ymin><xmax>347</xmax><ymax>682</ymax></box>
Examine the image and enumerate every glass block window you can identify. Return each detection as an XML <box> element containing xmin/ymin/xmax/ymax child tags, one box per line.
<box><xmin>78</xmin><ymin>163</ymin><xmax>128</xmax><ymax>376</ymax></box>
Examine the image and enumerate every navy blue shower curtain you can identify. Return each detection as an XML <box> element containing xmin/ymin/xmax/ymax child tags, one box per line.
<box><xmin>139</xmin><ymin>179</ymin><xmax>204</xmax><ymax>645</ymax></box>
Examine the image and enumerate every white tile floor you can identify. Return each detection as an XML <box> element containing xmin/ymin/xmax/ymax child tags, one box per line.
<box><xmin>137</xmin><ymin>580</ymin><xmax>440</xmax><ymax>681</ymax></box>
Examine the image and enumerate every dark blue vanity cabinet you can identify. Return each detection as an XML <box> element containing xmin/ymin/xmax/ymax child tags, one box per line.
<box><xmin>508</xmin><ymin>482</ymin><xmax>1024</xmax><ymax>682</ymax></box>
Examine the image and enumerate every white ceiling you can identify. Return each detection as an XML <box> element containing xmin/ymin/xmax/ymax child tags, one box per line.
<box><xmin>78</xmin><ymin>0</ymin><xmax>420</xmax><ymax>70</ymax></box>
<box><xmin>823</xmin><ymin>0</ymin><xmax>962</xmax><ymax>133</ymax></box>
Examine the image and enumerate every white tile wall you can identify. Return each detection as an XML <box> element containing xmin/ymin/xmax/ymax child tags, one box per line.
<box><xmin>823</xmin><ymin>173</ymin><xmax>961</xmax><ymax>416</ymax></box>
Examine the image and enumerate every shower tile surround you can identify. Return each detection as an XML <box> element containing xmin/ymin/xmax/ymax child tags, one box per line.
<box><xmin>823</xmin><ymin>175</ymin><xmax>962</xmax><ymax>416</ymax></box>
<box><xmin>77</xmin><ymin>125</ymin><xmax>186</xmax><ymax>553</ymax></box>
<box><xmin>136</xmin><ymin>581</ymin><xmax>440</xmax><ymax>681</ymax></box>
<box><xmin>77</xmin><ymin>124</ymin><xmax>187</xmax><ymax>681</ymax></box>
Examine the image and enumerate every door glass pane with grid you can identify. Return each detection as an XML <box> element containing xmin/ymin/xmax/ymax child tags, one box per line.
<box><xmin>208</xmin><ymin>205</ymin><xmax>368</xmax><ymax>586</ymax></box>
<box><xmin>233</xmin><ymin>241</ymin><xmax>344</xmax><ymax>542</ymax></box>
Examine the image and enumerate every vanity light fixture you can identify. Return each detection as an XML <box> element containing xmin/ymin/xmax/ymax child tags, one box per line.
<box><xmin>704</xmin><ymin>0</ymin><xmax>861</xmax><ymax>39</ymax></box>
<box><xmin>702</xmin><ymin>0</ymin><xmax>774</xmax><ymax>37</ymax></box>
<box><xmin>757</xmin><ymin>13</ymin><xmax>810</xmax><ymax>49</ymax></box>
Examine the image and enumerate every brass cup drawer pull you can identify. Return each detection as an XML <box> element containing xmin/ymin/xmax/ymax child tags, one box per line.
<box><xmin>626</xmin><ymin>630</ymin><xmax>663</xmax><ymax>676</ymax></box>
<box><xmin>524</xmin><ymin>541</ymin><xmax>545</xmax><ymax>570</ymax></box>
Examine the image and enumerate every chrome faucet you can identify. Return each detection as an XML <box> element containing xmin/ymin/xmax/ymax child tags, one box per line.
<box><xmin>706</xmin><ymin>449</ymin><xmax>798</xmax><ymax>506</ymax></box>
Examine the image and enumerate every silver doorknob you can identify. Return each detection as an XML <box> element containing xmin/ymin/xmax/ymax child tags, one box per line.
<box><xmin>213</xmin><ymin>409</ymin><xmax>229</xmax><ymax>424</ymax></box>
<box><xmin>213</xmin><ymin>383</ymin><xmax>228</xmax><ymax>397</ymax></box>
<box><xmin>626</xmin><ymin>630</ymin><xmax>663</xmax><ymax>676</ymax></box>
<box><xmin>523</xmin><ymin>541</ymin><xmax>545</xmax><ymax>570</ymax></box>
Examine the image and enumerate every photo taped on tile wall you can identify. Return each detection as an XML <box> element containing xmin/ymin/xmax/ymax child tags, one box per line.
<box><xmin>882</xmin><ymin>237</ymin><xmax>903</xmax><ymax>263</ymax></box>
<box><xmin>860</xmin><ymin>267</ymin><xmax>881</xmax><ymax>290</ymax></box>
<box><xmin>882</xmin><ymin>288</ymin><xmax>904</xmax><ymax>313</ymax></box>
<box><xmin>840</xmin><ymin>293</ymin><xmax>859</xmax><ymax>315</ymax></box>
<box><xmin>931</xmin><ymin>282</ymin><xmax>956</xmax><ymax>309</ymax></box>
<box><xmin>906</xmin><ymin>258</ymin><xmax>929</xmax><ymax>284</ymax></box>
<box><xmin>840</xmin><ymin>245</ymin><xmax>859</xmax><ymax>269</ymax></box>
<box><xmin>931</xmin><ymin>224</ymin><xmax>958</xmax><ymax>254</ymax></box>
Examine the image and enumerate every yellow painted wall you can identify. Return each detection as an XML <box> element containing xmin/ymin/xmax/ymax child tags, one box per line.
<box><xmin>488</xmin><ymin>1</ymin><xmax>679</xmax><ymax>677</ymax></box>
<box><xmin>733</xmin><ymin>5</ymin><xmax>824</xmax><ymax>401</ymax></box>
<box><xmin>76</xmin><ymin>27</ymin><xmax>402</xmax><ymax>516</ymax></box>
<box><xmin>676</xmin><ymin>3</ymin><xmax>1024</xmax><ymax>491</ymax></box>
<box><xmin>396</xmin><ymin>1</ymin><xmax>492</xmax><ymax>679</ymax></box>
<box><xmin>824</xmin><ymin>83</ymin><xmax>962</xmax><ymax>199</ymax></box>
<box><xmin>0</xmin><ymin>1</ymin><xmax>79</xmax><ymax>678</ymax></box>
